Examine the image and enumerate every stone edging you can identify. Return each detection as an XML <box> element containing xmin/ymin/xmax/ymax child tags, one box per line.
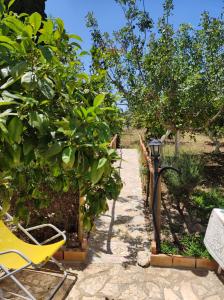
<box><xmin>150</xmin><ymin>253</ymin><xmax>218</xmax><ymax>271</ymax></box>
<box><xmin>54</xmin><ymin>238</ymin><xmax>88</xmax><ymax>262</ymax></box>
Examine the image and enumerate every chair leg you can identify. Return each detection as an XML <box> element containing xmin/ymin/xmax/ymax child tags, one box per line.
<box><xmin>0</xmin><ymin>265</ymin><xmax>36</xmax><ymax>300</ymax></box>
<box><xmin>46</xmin><ymin>257</ymin><xmax>68</xmax><ymax>300</ymax></box>
<box><xmin>1</xmin><ymin>259</ymin><xmax>71</xmax><ymax>300</ymax></box>
<box><xmin>47</xmin><ymin>270</ymin><xmax>67</xmax><ymax>300</ymax></box>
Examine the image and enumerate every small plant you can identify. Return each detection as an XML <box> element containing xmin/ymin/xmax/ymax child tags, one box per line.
<box><xmin>161</xmin><ymin>234</ymin><xmax>211</xmax><ymax>259</ymax></box>
<box><xmin>180</xmin><ymin>234</ymin><xmax>211</xmax><ymax>259</ymax></box>
<box><xmin>164</xmin><ymin>153</ymin><xmax>203</xmax><ymax>199</ymax></box>
<box><xmin>161</xmin><ymin>240</ymin><xmax>179</xmax><ymax>255</ymax></box>
<box><xmin>0</xmin><ymin>5</ymin><xmax>122</xmax><ymax>233</ymax></box>
<box><xmin>191</xmin><ymin>188</ymin><xmax>224</xmax><ymax>220</ymax></box>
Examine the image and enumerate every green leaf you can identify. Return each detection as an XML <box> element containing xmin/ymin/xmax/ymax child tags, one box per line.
<box><xmin>69</xmin><ymin>34</ymin><xmax>83</xmax><ymax>42</ymax></box>
<box><xmin>38</xmin><ymin>45</ymin><xmax>53</xmax><ymax>61</ymax></box>
<box><xmin>38</xmin><ymin>77</ymin><xmax>55</xmax><ymax>100</ymax></box>
<box><xmin>90</xmin><ymin>160</ymin><xmax>105</xmax><ymax>184</ymax></box>
<box><xmin>83</xmin><ymin>216</ymin><xmax>92</xmax><ymax>231</ymax></box>
<box><xmin>0</xmin><ymin>122</ymin><xmax>8</xmax><ymax>134</ymax></box>
<box><xmin>62</xmin><ymin>147</ymin><xmax>75</xmax><ymax>169</ymax></box>
<box><xmin>0</xmin><ymin>36</ymin><xmax>15</xmax><ymax>44</ymax></box>
<box><xmin>0</xmin><ymin>42</ymin><xmax>15</xmax><ymax>51</ymax></box>
<box><xmin>8</xmin><ymin>117</ymin><xmax>23</xmax><ymax>143</ymax></box>
<box><xmin>11</xmin><ymin>145</ymin><xmax>22</xmax><ymax>166</ymax></box>
<box><xmin>77</xmin><ymin>73</ymin><xmax>90</xmax><ymax>82</ymax></box>
<box><xmin>0</xmin><ymin>77</ymin><xmax>17</xmax><ymax>90</ymax></box>
<box><xmin>79</xmin><ymin>51</ymin><xmax>89</xmax><ymax>56</ymax></box>
<box><xmin>97</xmin><ymin>157</ymin><xmax>107</xmax><ymax>169</ymax></box>
<box><xmin>11</xmin><ymin>61</ymin><xmax>27</xmax><ymax>79</ymax></box>
<box><xmin>44</xmin><ymin>142</ymin><xmax>62</xmax><ymax>158</ymax></box>
<box><xmin>21</xmin><ymin>72</ymin><xmax>37</xmax><ymax>91</ymax></box>
<box><xmin>0</xmin><ymin>0</ymin><xmax>5</xmax><ymax>15</ymax></box>
<box><xmin>29</xmin><ymin>112</ymin><xmax>49</xmax><ymax>134</ymax></box>
<box><xmin>3</xmin><ymin>16</ymin><xmax>27</xmax><ymax>35</ymax></box>
<box><xmin>7</xmin><ymin>0</ymin><xmax>15</xmax><ymax>10</ymax></box>
<box><xmin>94</xmin><ymin>94</ymin><xmax>105</xmax><ymax>107</ymax></box>
<box><xmin>38</xmin><ymin>19</ymin><xmax>53</xmax><ymax>43</ymax></box>
<box><xmin>29</xmin><ymin>12</ymin><xmax>42</xmax><ymax>35</ymax></box>
<box><xmin>23</xmin><ymin>140</ymin><xmax>34</xmax><ymax>156</ymax></box>
<box><xmin>56</xmin><ymin>18</ymin><xmax>64</xmax><ymax>33</ymax></box>
<box><xmin>0</xmin><ymin>98</ymin><xmax>17</xmax><ymax>106</ymax></box>
<box><xmin>0</xmin><ymin>67</ymin><xmax>10</xmax><ymax>79</ymax></box>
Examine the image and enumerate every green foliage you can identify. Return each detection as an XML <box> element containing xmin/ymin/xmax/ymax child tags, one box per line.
<box><xmin>181</xmin><ymin>234</ymin><xmax>211</xmax><ymax>259</ymax></box>
<box><xmin>0</xmin><ymin>7</ymin><xmax>122</xmax><ymax>230</ymax></box>
<box><xmin>161</xmin><ymin>240</ymin><xmax>179</xmax><ymax>255</ymax></box>
<box><xmin>164</xmin><ymin>153</ymin><xmax>202</xmax><ymax>199</ymax></box>
<box><xmin>161</xmin><ymin>234</ymin><xmax>211</xmax><ymax>259</ymax></box>
<box><xmin>87</xmin><ymin>0</ymin><xmax>224</xmax><ymax>141</ymax></box>
<box><xmin>191</xmin><ymin>188</ymin><xmax>224</xmax><ymax>220</ymax></box>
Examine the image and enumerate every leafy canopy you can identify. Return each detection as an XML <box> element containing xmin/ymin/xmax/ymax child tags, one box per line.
<box><xmin>0</xmin><ymin>1</ymin><xmax>122</xmax><ymax>230</ymax></box>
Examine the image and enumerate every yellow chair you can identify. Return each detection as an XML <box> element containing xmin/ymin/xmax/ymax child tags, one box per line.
<box><xmin>0</xmin><ymin>207</ymin><xmax>67</xmax><ymax>300</ymax></box>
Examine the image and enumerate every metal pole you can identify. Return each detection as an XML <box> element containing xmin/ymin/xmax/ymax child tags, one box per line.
<box><xmin>153</xmin><ymin>156</ymin><xmax>160</xmax><ymax>249</ymax></box>
<box><xmin>152</xmin><ymin>166</ymin><xmax>181</xmax><ymax>253</ymax></box>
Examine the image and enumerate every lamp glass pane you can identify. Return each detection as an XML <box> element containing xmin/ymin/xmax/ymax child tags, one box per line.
<box><xmin>154</xmin><ymin>145</ymin><xmax>160</xmax><ymax>156</ymax></box>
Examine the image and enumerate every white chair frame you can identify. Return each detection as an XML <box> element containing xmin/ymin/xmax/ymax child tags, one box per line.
<box><xmin>0</xmin><ymin>207</ymin><xmax>68</xmax><ymax>300</ymax></box>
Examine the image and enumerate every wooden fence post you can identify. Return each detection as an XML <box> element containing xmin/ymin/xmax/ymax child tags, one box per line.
<box><xmin>78</xmin><ymin>196</ymin><xmax>85</xmax><ymax>243</ymax></box>
<box><xmin>110</xmin><ymin>134</ymin><xmax>118</xmax><ymax>149</ymax></box>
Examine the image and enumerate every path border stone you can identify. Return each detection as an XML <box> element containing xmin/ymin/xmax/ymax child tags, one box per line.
<box><xmin>54</xmin><ymin>238</ymin><xmax>88</xmax><ymax>262</ymax></box>
<box><xmin>150</xmin><ymin>241</ymin><xmax>219</xmax><ymax>271</ymax></box>
<box><xmin>150</xmin><ymin>253</ymin><xmax>219</xmax><ymax>271</ymax></box>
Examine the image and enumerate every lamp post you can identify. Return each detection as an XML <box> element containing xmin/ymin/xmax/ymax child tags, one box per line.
<box><xmin>148</xmin><ymin>139</ymin><xmax>162</xmax><ymax>252</ymax></box>
<box><xmin>149</xmin><ymin>138</ymin><xmax>180</xmax><ymax>253</ymax></box>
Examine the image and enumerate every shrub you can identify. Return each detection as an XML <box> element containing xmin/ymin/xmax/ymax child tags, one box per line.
<box><xmin>161</xmin><ymin>240</ymin><xmax>179</xmax><ymax>255</ymax></box>
<box><xmin>0</xmin><ymin>4</ymin><xmax>122</xmax><ymax>232</ymax></box>
<box><xmin>180</xmin><ymin>234</ymin><xmax>211</xmax><ymax>259</ymax></box>
<box><xmin>161</xmin><ymin>234</ymin><xmax>211</xmax><ymax>259</ymax></box>
<box><xmin>191</xmin><ymin>188</ymin><xmax>224</xmax><ymax>220</ymax></box>
<box><xmin>164</xmin><ymin>153</ymin><xmax>203</xmax><ymax>200</ymax></box>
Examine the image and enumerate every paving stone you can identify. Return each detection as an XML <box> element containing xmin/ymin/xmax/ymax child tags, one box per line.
<box><xmin>119</xmin><ymin>283</ymin><xmax>148</xmax><ymax>300</ymax></box>
<box><xmin>66</xmin><ymin>288</ymin><xmax>81</xmax><ymax>300</ymax></box>
<box><xmin>100</xmin><ymin>282</ymin><xmax>121</xmax><ymax>298</ymax></box>
<box><xmin>204</xmin><ymin>296</ymin><xmax>221</xmax><ymax>300</ymax></box>
<box><xmin>180</xmin><ymin>282</ymin><xmax>199</xmax><ymax>300</ymax></box>
<box><xmin>137</xmin><ymin>250</ymin><xmax>150</xmax><ymax>267</ymax></box>
<box><xmin>82</xmin><ymin>297</ymin><xmax>105</xmax><ymax>300</ymax></box>
<box><xmin>79</xmin><ymin>275</ymin><xmax>108</xmax><ymax>296</ymax></box>
<box><xmin>164</xmin><ymin>288</ymin><xmax>181</xmax><ymax>300</ymax></box>
<box><xmin>145</xmin><ymin>282</ymin><xmax>161</xmax><ymax>299</ymax></box>
<box><xmin>192</xmin><ymin>283</ymin><xmax>209</xmax><ymax>297</ymax></box>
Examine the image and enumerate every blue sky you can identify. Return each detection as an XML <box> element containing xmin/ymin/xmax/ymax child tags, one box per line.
<box><xmin>46</xmin><ymin>0</ymin><xmax>223</xmax><ymax>54</ymax></box>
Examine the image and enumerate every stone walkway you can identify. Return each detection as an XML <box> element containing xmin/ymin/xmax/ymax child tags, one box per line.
<box><xmin>67</xmin><ymin>149</ymin><xmax>224</xmax><ymax>300</ymax></box>
<box><xmin>0</xmin><ymin>149</ymin><xmax>223</xmax><ymax>299</ymax></box>
<box><xmin>87</xmin><ymin>148</ymin><xmax>151</xmax><ymax>265</ymax></box>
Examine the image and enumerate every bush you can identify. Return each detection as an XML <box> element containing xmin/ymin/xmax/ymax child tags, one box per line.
<box><xmin>0</xmin><ymin>5</ymin><xmax>122</xmax><ymax>232</ymax></box>
<box><xmin>161</xmin><ymin>240</ymin><xmax>179</xmax><ymax>255</ymax></box>
<box><xmin>191</xmin><ymin>188</ymin><xmax>224</xmax><ymax>220</ymax></box>
<box><xmin>164</xmin><ymin>153</ymin><xmax>203</xmax><ymax>199</ymax></box>
<box><xmin>161</xmin><ymin>234</ymin><xmax>211</xmax><ymax>259</ymax></box>
<box><xmin>180</xmin><ymin>234</ymin><xmax>211</xmax><ymax>259</ymax></box>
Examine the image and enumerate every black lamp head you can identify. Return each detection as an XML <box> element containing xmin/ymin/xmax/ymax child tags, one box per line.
<box><xmin>148</xmin><ymin>138</ymin><xmax>162</xmax><ymax>158</ymax></box>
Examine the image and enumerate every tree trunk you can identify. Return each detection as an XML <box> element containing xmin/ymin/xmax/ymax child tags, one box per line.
<box><xmin>160</xmin><ymin>129</ymin><xmax>171</xmax><ymax>158</ymax></box>
<box><xmin>208</xmin><ymin>131</ymin><xmax>221</xmax><ymax>154</ymax></box>
<box><xmin>4</xmin><ymin>0</ymin><xmax>47</xmax><ymax>18</ymax></box>
<box><xmin>174</xmin><ymin>130</ymin><xmax>180</xmax><ymax>157</ymax></box>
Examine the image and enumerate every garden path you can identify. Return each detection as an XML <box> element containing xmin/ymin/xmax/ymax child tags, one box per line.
<box><xmin>67</xmin><ymin>149</ymin><xmax>224</xmax><ymax>300</ymax></box>
<box><xmin>86</xmin><ymin>148</ymin><xmax>151</xmax><ymax>265</ymax></box>
<box><xmin>0</xmin><ymin>149</ymin><xmax>223</xmax><ymax>299</ymax></box>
